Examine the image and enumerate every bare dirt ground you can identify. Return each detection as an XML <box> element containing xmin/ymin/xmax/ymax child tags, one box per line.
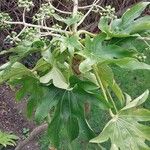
<box><xmin>0</xmin><ymin>84</ymin><xmax>39</xmax><ymax>150</ymax></box>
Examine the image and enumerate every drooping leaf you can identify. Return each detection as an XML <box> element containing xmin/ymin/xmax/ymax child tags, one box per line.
<box><xmin>40</xmin><ymin>66</ymin><xmax>69</xmax><ymax>89</ymax></box>
<box><xmin>0</xmin><ymin>62</ymin><xmax>35</xmax><ymax>84</ymax></box>
<box><xmin>11</xmin><ymin>77</ymin><xmax>44</xmax><ymax>118</ymax></box>
<box><xmin>34</xmin><ymin>86</ymin><xmax>61</xmax><ymax>123</ymax></box>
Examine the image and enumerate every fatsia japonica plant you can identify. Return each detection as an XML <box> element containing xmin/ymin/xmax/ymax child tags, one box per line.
<box><xmin>0</xmin><ymin>0</ymin><xmax>150</xmax><ymax>149</ymax></box>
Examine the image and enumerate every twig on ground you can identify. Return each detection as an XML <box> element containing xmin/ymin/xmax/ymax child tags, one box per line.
<box><xmin>15</xmin><ymin>124</ymin><xmax>48</xmax><ymax>150</ymax></box>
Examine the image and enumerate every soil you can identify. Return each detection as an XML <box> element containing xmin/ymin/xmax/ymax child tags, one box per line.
<box><xmin>0</xmin><ymin>84</ymin><xmax>40</xmax><ymax>150</ymax></box>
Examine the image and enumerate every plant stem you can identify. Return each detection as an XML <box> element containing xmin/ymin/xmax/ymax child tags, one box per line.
<box><xmin>93</xmin><ymin>65</ymin><xmax>114</xmax><ymax>117</ymax></box>
<box><xmin>49</xmin><ymin>2</ymin><xmax>72</xmax><ymax>14</ymax></box>
<box><xmin>4</xmin><ymin>21</ymin><xmax>72</xmax><ymax>34</ymax></box>
<box><xmin>77</xmin><ymin>0</ymin><xmax>100</xmax><ymax>27</ymax></box>
<box><xmin>72</xmin><ymin>0</ymin><xmax>78</xmax><ymax>33</ymax></box>
<box><xmin>78</xmin><ymin>30</ymin><xmax>96</xmax><ymax>37</ymax></box>
<box><xmin>106</xmin><ymin>88</ymin><xmax>118</xmax><ymax>114</ymax></box>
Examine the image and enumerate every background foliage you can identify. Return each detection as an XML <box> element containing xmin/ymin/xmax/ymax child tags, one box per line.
<box><xmin>0</xmin><ymin>0</ymin><xmax>150</xmax><ymax>150</ymax></box>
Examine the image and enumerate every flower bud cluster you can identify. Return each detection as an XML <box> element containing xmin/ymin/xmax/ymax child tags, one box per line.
<box><xmin>21</xmin><ymin>27</ymin><xmax>39</xmax><ymax>40</ymax></box>
<box><xmin>136</xmin><ymin>53</ymin><xmax>147</xmax><ymax>62</ymax></box>
<box><xmin>4</xmin><ymin>31</ymin><xmax>21</xmax><ymax>45</ymax></box>
<box><xmin>33</xmin><ymin>3</ymin><xmax>55</xmax><ymax>21</ymax></box>
<box><xmin>0</xmin><ymin>12</ymin><xmax>12</xmax><ymax>29</ymax></box>
<box><xmin>100</xmin><ymin>5</ymin><xmax>116</xmax><ymax>19</ymax></box>
<box><xmin>52</xmin><ymin>24</ymin><xmax>62</xmax><ymax>30</ymax></box>
<box><xmin>18</xmin><ymin>0</ymin><xmax>34</xmax><ymax>11</ymax></box>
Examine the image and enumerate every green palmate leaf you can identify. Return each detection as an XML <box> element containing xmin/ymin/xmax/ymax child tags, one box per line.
<box><xmin>90</xmin><ymin>90</ymin><xmax>150</xmax><ymax>149</ymax></box>
<box><xmin>121</xmin><ymin>2</ymin><xmax>150</xmax><ymax>27</ymax></box>
<box><xmin>0</xmin><ymin>131</ymin><xmax>18</xmax><ymax>147</ymax></box>
<box><xmin>34</xmin><ymin>86</ymin><xmax>61</xmax><ymax>123</ymax></box>
<box><xmin>79</xmin><ymin>34</ymin><xmax>136</xmax><ymax>73</ymax></box>
<box><xmin>13</xmin><ymin>76</ymin><xmax>110</xmax><ymax>147</ymax></box>
<box><xmin>40</xmin><ymin>66</ymin><xmax>69</xmax><ymax>89</ymax></box>
<box><xmin>90</xmin><ymin>107</ymin><xmax>150</xmax><ymax>150</ymax></box>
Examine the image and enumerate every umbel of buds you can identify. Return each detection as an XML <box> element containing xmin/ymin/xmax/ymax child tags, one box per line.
<box><xmin>18</xmin><ymin>0</ymin><xmax>34</xmax><ymax>11</ymax></box>
<box><xmin>33</xmin><ymin>3</ymin><xmax>55</xmax><ymax>21</ymax></box>
<box><xmin>100</xmin><ymin>5</ymin><xmax>116</xmax><ymax>19</ymax></box>
<box><xmin>0</xmin><ymin>12</ymin><xmax>12</xmax><ymax>29</ymax></box>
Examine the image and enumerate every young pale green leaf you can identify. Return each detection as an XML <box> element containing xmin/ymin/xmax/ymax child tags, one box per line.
<box><xmin>121</xmin><ymin>90</ymin><xmax>149</xmax><ymax>111</ymax></box>
<box><xmin>60</xmin><ymin>35</ymin><xmax>82</xmax><ymax>54</ymax></box>
<box><xmin>120</xmin><ymin>108</ymin><xmax>150</xmax><ymax>122</ymax></box>
<box><xmin>53</xmin><ymin>14</ymin><xmax>81</xmax><ymax>26</ymax></box>
<box><xmin>40</xmin><ymin>66</ymin><xmax>69</xmax><ymax>89</ymax></box>
<box><xmin>0</xmin><ymin>131</ymin><xmax>18</xmax><ymax>147</ymax></box>
<box><xmin>121</xmin><ymin>2</ymin><xmax>150</xmax><ymax>28</ymax></box>
<box><xmin>79</xmin><ymin>57</ymin><xmax>96</xmax><ymax>73</ymax></box>
<box><xmin>42</xmin><ymin>49</ymin><xmax>53</xmax><ymax>64</ymax></box>
<box><xmin>90</xmin><ymin>107</ymin><xmax>150</xmax><ymax>150</ymax></box>
<box><xmin>0</xmin><ymin>62</ymin><xmax>11</xmax><ymax>71</ymax></box>
<box><xmin>33</xmin><ymin>58</ymin><xmax>51</xmax><ymax>74</ymax></box>
<box><xmin>98</xmin><ymin>17</ymin><xmax>111</xmax><ymax>37</ymax></box>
